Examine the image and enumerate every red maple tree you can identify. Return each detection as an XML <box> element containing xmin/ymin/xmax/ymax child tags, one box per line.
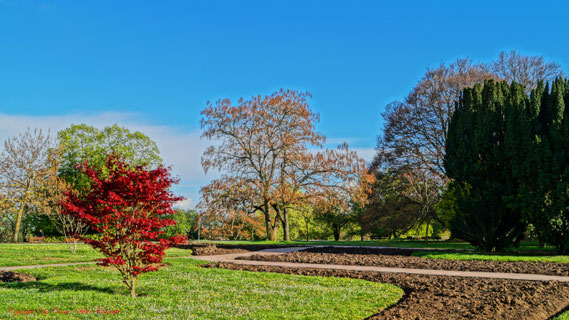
<box><xmin>61</xmin><ymin>154</ymin><xmax>185</xmax><ymax>297</ymax></box>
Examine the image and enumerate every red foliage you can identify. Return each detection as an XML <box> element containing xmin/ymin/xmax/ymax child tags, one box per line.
<box><xmin>61</xmin><ymin>154</ymin><xmax>185</xmax><ymax>297</ymax></box>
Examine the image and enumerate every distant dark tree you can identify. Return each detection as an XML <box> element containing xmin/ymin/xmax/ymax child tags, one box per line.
<box><xmin>361</xmin><ymin>163</ymin><xmax>421</xmax><ymax>239</ymax></box>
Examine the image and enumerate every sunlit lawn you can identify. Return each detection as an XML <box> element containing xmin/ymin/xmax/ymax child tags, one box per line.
<box><xmin>212</xmin><ymin>239</ymin><xmax>556</xmax><ymax>251</ymax></box>
<box><xmin>553</xmin><ymin>310</ymin><xmax>569</xmax><ymax>320</ymax></box>
<box><xmin>2</xmin><ymin>241</ymin><xmax>566</xmax><ymax>268</ymax></box>
<box><xmin>412</xmin><ymin>251</ymin><xmax>569</xmax><ymax>263</ymax></box>
<box><xmin>0</xmin><ymin>258</ymin><xmax>403</xmax><ymax>319</ymax></box>
<box><xmin>212</xmin><ymin>239</ymin><xmax>476</xmax><ymax>249</ymax></box>
<box><xmin>0</xmin><ymin>243</ymin><xmax>190</xmax><ymax>267</ymax></box>
<box><xmin>210</xmin><ymin>240</ymin><xmax>569</xmax><ymax>263</ymax></box>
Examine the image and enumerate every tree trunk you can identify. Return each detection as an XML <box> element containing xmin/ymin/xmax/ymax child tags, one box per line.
<box><xmin>13</xmin><ymin>201</ymin><xmax>26</xmax><ymax>242</ymax></box>
<box><xmin>268</xmin><ymin>223</ymin><xmax>279</xmax><ymax>241</ymax></box>
<box><xmin>360</xmin><ymin>228</ymin><xmax>364</xmax><ymax>241</ymax></box>
<box><xmin>264</xmin><ymin>203</ymin><xmax>272</xmax><ymax>240</ymax></box>
<box><xmin>130</xmin><ymin>278</ymin><xmax>137</xmax><ymax>298</ymax></box>
<box><xmin>282</xmin><ymin>208</ymin><xmax>290</xmax><ymax>241</ymax></box>
<box><xmin>333</xmin><ymin>225</ymin><xmax>341</xmax><ymax>241</ymax></box>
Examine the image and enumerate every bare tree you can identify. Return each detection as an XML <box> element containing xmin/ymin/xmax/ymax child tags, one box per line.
<box><xmin>401</xmin><ymin>169</ymin><xmax>442</xmax><ymax>238</ymax></box>
<box><xmin>492</xmin><ymin>50</ymin><xmax>564</xmax><ymax>91</ymax></box>
<box><xmin>0</xmin><ymin>128</ymin><xmax>56</xmax><ymax>242</ymax></box>
<box><xmin>380</xmin><ymin>58</ymin><xmax>493</xmax><ymax>182</ymax></box>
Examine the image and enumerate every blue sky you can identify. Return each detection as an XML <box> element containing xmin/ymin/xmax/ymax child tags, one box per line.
<box><xmin>1</xmin><ymin>0</ymin><xmax>568</xmax><ymax>207</ymax></box>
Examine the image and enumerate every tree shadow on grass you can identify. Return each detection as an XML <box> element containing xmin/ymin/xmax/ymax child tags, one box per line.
<box><xmin>0</xmin><ymin>281</ymin><xmax>116</xmax><ymax>294</ymax></box>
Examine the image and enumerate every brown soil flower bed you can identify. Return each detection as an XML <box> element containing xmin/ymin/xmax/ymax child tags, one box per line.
<box><xmin>203</xmin><ymin>262</ymin><xmax>569</xmax><ymax>320</ymax></box>
<box><xmin>176</xmin><ymin>243</ymin><xmax>305</xmax><ymax>256</ymax></box>
<box><xmin>0</xmin><ymin>271</ymin><xmax>36</xmax><ymax>283</ymax></box>
<box><xmin>242</xmin><ymin>246</ymin><xmax>569</xmax><ymax>276</ymax></box>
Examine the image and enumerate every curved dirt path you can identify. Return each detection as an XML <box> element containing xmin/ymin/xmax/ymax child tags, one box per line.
<box><xmin>192</xmin><ymin>247</ymin><xmax>569</xmax><ymax>282</ymax></box>
<box><xmin>0</xmin><ymin>261</ymin><xmax>96</xmax><ymax>271</ymax></box>
<box><xmin>3</xmin><ymin>246</ymin><xmax>569</xmax><ymax>282</ymax></box>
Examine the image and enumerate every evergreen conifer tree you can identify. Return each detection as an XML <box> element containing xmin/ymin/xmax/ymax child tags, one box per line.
<box><xmin>445</xmin><ymin>80</ymin><xmax>527</xmax><ymax>251</ymax></box>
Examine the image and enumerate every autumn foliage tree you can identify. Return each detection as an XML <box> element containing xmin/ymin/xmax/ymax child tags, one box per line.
<box><xmin>199</xmin><ymin>177</ymin><xmax>264</xmax><ymax>240</ymax></box>
<box><xmin>200</xmin><ymin>90</ymin><xmax>371</xmax><ymax>241</ymax></box>
<box><xmin>62</xmin><ymin>154</ymin><xmax>185</xmax><ymax>297</ymax></box>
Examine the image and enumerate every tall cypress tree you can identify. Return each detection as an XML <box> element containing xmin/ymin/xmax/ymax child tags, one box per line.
<box><xmin>537</xmin><ymin>78</ymin><xmax>569</xmax><ymax>253</ymax></box>
<box><xmin>510</xmin><ymin>81</ymin><xmax>548</xmax><ymax>246</ymax></box>
<box><xmin>445</xmin><ymin>80</ymin><xmax>527</xmax><ymax>251</ymax></box>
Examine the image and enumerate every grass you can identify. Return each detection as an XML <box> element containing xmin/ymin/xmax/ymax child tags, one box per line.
<box><xmin>211</xmin><ymin>239</ymin><xmax>477</xmax><ymax>249</ymax></box>
<box><xmin>210</xmin><ymin>239</ymin><xmax>557</xmax><ymax>252</ymax></box>
<box><xmin>210</xmin><ymin>239</ymin><xmax>569</xmax><ymax>263</ymax></box>
<box><xmin>2</xmin><ymin>240</ymin><xmax>566</xmax><ymax>269</ymax></box>
<box><xmin>0</xmin><ymin>243</ymin><xmax>191</xmax><ymax>267</ymax></box>
<box><xmin>553</xmin><ymin>310</ymin><xmax>569</xmax><ymax>320</ymax></box>
<box><xmin>0</xmin><ymin>258</ymin><xmax>403</xmax><ymax>319</ymax></box>
<box><xmin>412</xmin><ymin>251</ymin><xmax>569</xmax><ymax>263</ymax></box>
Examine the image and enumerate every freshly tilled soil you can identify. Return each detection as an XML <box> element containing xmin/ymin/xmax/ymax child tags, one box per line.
<box><xmin>177</xmin><ymin>243</ymin><xmax>307</xmax><ymax>256</ymax></box>
<box><xmin>183</xmin><ymin>244</ymin><xmax>248</xmax><ymax>256</ymax></box>
<box><xmin>242</xmin><ymin>246</ymin><xmax>569</xmax><ymax>276</ymax></box>
<box><xmin>0</xmin><ymin>271</ymin><xmax>36</xmax><ymax>283</ymax></box>
<box><xmin>203</xmin><ymin>262</ymin><xmax>569</xmax><ymax>320</ymax></box>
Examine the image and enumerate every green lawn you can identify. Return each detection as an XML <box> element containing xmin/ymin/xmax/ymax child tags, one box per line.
<box><xmin>0</xmin><ymin>243</ymin><xmax>190</xmax><ymax>267</ymax></box>
<box><xmin>0</xmin><ymin>258</ymin><xmax>403</xmax><ymax>319</ymax></box>
<box><xmin>412</xmin><ymin>251</ymin><xmax>569</xmax><ymax>263</ymax></box>
<box><xmin>212</xmin><ymin>239</ymin><xmax>476</xmax><ymax>249</ymax></box>
<box><xmin>2</xmin><ymin>241</ymin><xmax>566</xmax><ymax>269</ymax></box>
<box><xmin>211</xmin><ymin>239</ymin><xmax>556</xmax><ymax>251</ymax></box>
<box><xmin>553</xmin><ymin>310</ymin><xmax>569</xmax><ymax>320</ymax></box>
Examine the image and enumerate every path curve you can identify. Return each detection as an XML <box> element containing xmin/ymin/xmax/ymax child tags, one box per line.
<box><xmin>4</xmin><ymin>246</ymin><xmax>569</xmax><ymax>283</ymax></box>
<box><xmin>192</xmin><ymin>247</ymin><xmax>569</xmax><ymax>283</ymax></box>
<box><xmin>0</xmin><ymin>261</ymin><xmax>95</xmax><ymax>272</ymax></box>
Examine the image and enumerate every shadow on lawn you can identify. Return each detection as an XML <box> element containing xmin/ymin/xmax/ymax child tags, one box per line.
<box><xmin>0</xmin><ymin>281</ymin><xmax>115</xmax><ymax>294</ymax></box>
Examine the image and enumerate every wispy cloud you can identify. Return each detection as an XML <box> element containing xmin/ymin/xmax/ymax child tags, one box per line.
<box><xmin>0</xmin><ymin>112</ymin><xmax>377</xmax><ymax>206</ymax></box>
<box><xmin>0</xmin><ymin>112</ymin><xmax>215</xmax><ymax>206</ymax></box>
<box><xmin>324</xmin><ymin>137</ymin><xmax>361</xmax><ymax>145</ymax></box>
<box><xmin>352</xmin><ymin>148</ymin><xmax>376</xmax><ymax>164</ymax></box>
